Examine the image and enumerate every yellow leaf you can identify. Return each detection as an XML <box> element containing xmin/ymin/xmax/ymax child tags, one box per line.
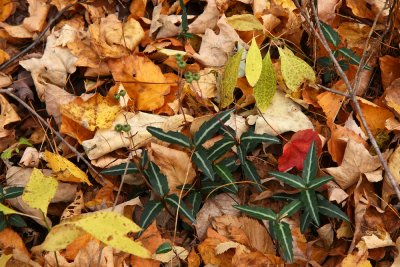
<box><xmin>341</xmin><ymin>254</ymin><xmax>372</xmax><ymax>267</ymax></box>
<box><xmin>221</xmin><ymin>49</ymin><xmax>244</xmax><ymax>108</ymax></box>
<box><xmin>22</xmin><ymin>168</ymin><xmax>58</xmax><ymax>215</ymax></box>
<box><xmin>0</xmin><ymin>253</ymin><xmax>12</xmax><ymax>267</ymax></box>
<box><xmin>0</xmin><ymin>203</ymin><xmax>19</xmax><ymax>215</ymax></box>
<box><xmin>226</xmin><ymin>14</ymin><xmax>264</xmax><ymax>31</ymax></box>
<box><xmin>245</xmin><ymin>38</ymin><xmax>262</xmax><ymax>86</ymax></box>
<box><xmin>254</xmin><ymin>51</ymin><xmax>276</xmax><ymax>111</ymax></box>
<box><xmin>278</xmin><ymin>47</ymin><xmax>316</xmax><ymax>93</ymax></box>
<box><xmin>61</xmin><ymin>93</ymin><xmax>121</xmax><ymax>132</ymax></box>
<box><xmin>41</xmin><ymin>211</ymin><xmax>151</xmax><ymax>258</ymax></box>
<box><xmin>43</xmin><ymin>151</ymin><xmax>92</xmax><ymax>185</ymax></box>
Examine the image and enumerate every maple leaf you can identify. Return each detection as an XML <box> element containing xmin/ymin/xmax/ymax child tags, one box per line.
<box><xmin>278</xmin><ymin>129</ymin><xmax>322</xmax><ymax>172</ymax></box>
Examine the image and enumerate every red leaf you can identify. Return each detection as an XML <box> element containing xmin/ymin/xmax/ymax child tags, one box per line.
<box><xmin>278</xmin><ymin>129</ymin><xmax>322</xmax><ymax>172</ymax></box>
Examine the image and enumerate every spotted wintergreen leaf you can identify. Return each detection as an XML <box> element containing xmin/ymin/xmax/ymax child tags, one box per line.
<box><xmin>221</xmin><ymin>49</ymin><xmax>244</xmax><ymax>108</ymax></box>
<box><xmin>187</xmin><ymin>191</ymin><xmax>202</xmax><ymax>215</ymax></box>
<box><xmin>139</xmin><ymin>200</ymin><xmax>163</xmax><ymax>229</ymax></box>
<box><xmin>194</xmin><ymin>109</ymin><xmax>234</xmax><ymax>146</ymax></box>
<box><xmin>240</xmin><ymin>130</ymin><xmax>280</xmax><ymax>153</ymax></box>
<box><xmin>156</xmin><ymin>242</ymin><xmax>173</xmax><ymax>254</ymax></box>
<box><xmin>236</xmin><ymin>144</ymin><xmax>246</xmax><ymax>165</ymax></box>
<box><xmin>146</xmin><ymin>162</ymin><xmax>169</xmax><ymax>197</ymax></box>
<box><xmin>301</xmin><ymin>190</ymin><xmax>320</xmax><ymax>226</ymax></box>
<box><xmin>269</xmin><ymin>171</ymin><xmax>305</xmax><ymax>189</ymax></box>
<box><xmin>278</xmin><ymin>47</ymin><xmax>316</xmax><ymax>93</ymax></box>
<box><xmin>3</xmin><ymin>187</ymin><xmax>24</xmax><ymax>199</ymax></box>
<box><xmin>300</xmin><ymin>210</ymin><xmax>312</xmax><ymax>233</ymax></box>
<box><xmin>219</xmin><ymin>156</ymin><xmax>239</xmax><ymax>172</ymax></box>
<box><xmin>214</xmin><ymin>164</ymin><xmax>238</xmax><ymax>193</ymax></box>
<box><xmin>165</xmin><ymin>194</ymin><xmax>195</xmax><ymax>223</ymax></box>
<box><xmin>0</xmin><ymin>213</ymin><xmax>6</xmax><ymax>231</ymax></box>
<box><xmin>318</xmin><ymin>199</ymin><xmax>349</xmax><ymax>222</ymax></box>
<box><xmin>207</xmin><ymin>137</ymin><xmax>235</xmax><ymax>161</ymax></box>
<box><xmin>254</xmin><ymin>51</ymin><xmax>277</xmax><ymax>111</ymax></box>
<box><xmin>271</xmin><ymin>193</ymin><xmax>300</xmax><ymax>202</ymax></box>
<box><xmin>193</xmin><ymin>148</ymin><xmax>215</xmax><ymax>181</ymax></box>
<box><xmin>147</xmin><ymin>126</ymin><xmax>191</xmax><ymax>148</ymax></box>
<box><xmin>338</xmin><ymin>47</ymin><xmax>372</xmax><ymax>70</ymax></box>
<box><xmin>308</xmin><ymin>176</ymin><xmax>332</xmax><ymax>189</ymax></box>
<box><xmin>242</xmin><ymin>160</ymin><xmax>263</xmax><ymax>192</ymax></box>
<box><xmin>320</xmin><ymin>22</ymin><xmax>340</xmax><ymax>47</ymax></box>
<box><xmin>8</xmin><ymin>214</ymin><xmax>27</xmax><ymax>228</ymax></box>
<box><xmin>278</xmin><ymin>199</ymin><xmax>302</xmax><ymax>219</ymax></box>
<box><xmin>246</xmin><ymin>37</ymin><xmax>263</xmax><ymax>86</ymax></box>
<box><xmin>274</xmin><ymin>222</ymin><xmax>294</xmax><ymax>263</ymax></box>
<box><xmin>141</xmin><ymin>150</ymin><xmax>148</xmax><ymax>169</ymax></box>
<box><xmin>233</xmin><ymin>205</ymin><xmax>276</xmax><ymax>220</ymax></box>
<box><xmin>101</xmin><ymin>162</ymin><xmax>138</xmax><ymax>176</ymax></box>
<box><xmin>302</xmin><ymin>141</ymin><xmax>317</xmax><ymax>185</ymax></box>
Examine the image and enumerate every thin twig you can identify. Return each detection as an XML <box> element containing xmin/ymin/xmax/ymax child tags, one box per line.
<box><xmin>317</xmin><ymin>84</ymin><xmax>350</xmax><ymax>97</ymax></box>
<box><xmin>0</xmin><ymin>1</ymin><xmax>83</xmax><ymax>71</ymax></box>
<box><xmin>0</xmin><ymin>88</ymin><xmax>105</xmax><ymax>184</ymax></box>
<box><xmin>293</xmin><ymin>0</ymin><xmax>400</xmax><ymax>201</ymax></box>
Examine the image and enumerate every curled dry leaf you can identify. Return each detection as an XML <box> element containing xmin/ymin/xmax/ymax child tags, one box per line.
<box><xmin>0</xmin><ymin>94</ymin><xmax>21</xmax><ymax>136</ymax></box>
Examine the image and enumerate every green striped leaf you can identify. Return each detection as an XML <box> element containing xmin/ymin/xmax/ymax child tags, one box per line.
<box><xmin>141</xmin><ymin>150</ymin><xmax>148</xmax><ymax>168</ymax></box>
<box><xmin>193</xmin><ymin>148</ymin><xmax>215</xmax><ymax>181</ymax></box>
<box><xmin>101</xmin><ymin>162</ymin><xmax>138</xmax><ymax>176</ymax></box>
<box><xmin>278</xmin><ymin>199</ymin><xmax>302</xmax><ymax>219</ymax></box>
<box><xmin>320</xmin><ymin>22</ymin><xmax>340</xmax><ymax>47</ymax></box>
<box><xmin>301</xmin><ymin>190</ymin><xmax>320</xmax><ymax>226</ymax></box>
<box><xmin>271</xmin><ymin>193</ymin><xmax>300</xmax><ymax>202</ymax></box>
<box><xmin>302</xmin><ymin>141</ymin><xmax>317</xmax><ymax>185</ymax></box>
<box><xmin>308</xmin><ymin>176</ymin><xmax>332</xmax><ymax>190</ymax></box>
<box><xmin>187</xmin><ymin>191</ymin><xmax>202</xmax><ymax>215</ymax></box>
<box><xmin>139</xmin><ymin>200</ymin><xmax>163</xmax><ymax>229</ymax></box>
<box><xmin>233</xmin><ymin>205</ymin><xmax>276</xmax><ymax>220</ymax></box>
<box><xmin>242</xmin><ymin>160</ymin><xmax>263</xmax><ymax>192</ymax></box>
<box><xmin>0</xmin><ymin>213</ymin><xmax>6</xmax><ymax>231</ymax></box>
<box><xmin>3</xmin><ymin>187</ymin><xmax>24</xmax><ymax>199</ymax></box>
<box><xmin>219</xmin><ymin>156</ymin><xmax>239</xmax><ymax>172</ymax></box>
<box><xmin>147</xmin><ymin>126</ymin><xmax>191</xmax><ymax>148</ymax></box>
<box><xmin>146</xmin><ymin>162</ymin><xmax>169</xmax><ymax>197</ymax></box>
<box><xmin>8</xmin><ymin>214</ymin><xmax>27</xmax><ymax>227</ymax></box>
<box><xmin>156</xmin><ymin>242</ymin><xmax>173</xmax><ymax>254</ymax></box>
<box><xmin>338</xmin><ymin>47</ymin><xmax>372</xmax><ymax>70</ymax></box>
<box><xmin>219</xmin><ymin>126</ymin><xmax>236</xmax><ymax>140</ymax></box>
<box><xmin>165</xmin><ymin>194</ymin><xmax>195</xmax><ymax>223</ymax></box>
<box><xmin>269</xmin><ymin>171</ymin><xmax>306</xmax><ymax>189</ymax></box>
<box><xmin>237</xmin><ymin>144</ymin><xmax>246</xmax><ymax>164</ymax></box>
<box><xmin>200</xmin><ymin>181</ymin><xmax>220</xmax><ymax>194</ymax></box>
<box><xmin>274</xmin><ymin>222</ymin><xmax>294</xmax><ymax>263</ymax></box>
<box><xmin>300</xmin><ymin>210</ymin><xmax>311</xmax><ymax>233</ymax></box>
<box><xmin>240</xmin><ymin>131</ymin><xmax>280</xmax><ymax>153</ymax></box>
<box><xmin>215</xmin><ymin>164</ymin><xmax>238</xmax><ymax>193</ymax></box>
<box><xmin>194</xmin><ymin>109</ymin><xmax>234</xmax><ymax>146</ymax></box>
<box><xmin>207</xmin><ymin>138</ymin><xmax>235</xmax><ymax>161</ymax></box>
<box><xmin>318</xmin><ymin>199</ymin><xmax>349</xmax><ymax>222</ymax></box>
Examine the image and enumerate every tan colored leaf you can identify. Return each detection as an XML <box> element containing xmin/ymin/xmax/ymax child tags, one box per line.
<box><xmin>226</xmin><ymin>14</ymin><xmax>264</xmax><ymax>31</ymax></box>
<box><xmin>361</xmin><ymin>229</ymin><xmax>394</xmax><ymax>249</ymax></box>
<box><xmin>188</xmin><ymin>0</ymin><xmax>219</xmax><ymax>34</ymax></box>
<box><xmin>0</xmin><ymin>94</ymin><xmax>21</xmax><ymax>136</ymax></box>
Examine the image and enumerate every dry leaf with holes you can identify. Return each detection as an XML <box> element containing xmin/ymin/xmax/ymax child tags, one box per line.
<box><xmin>0</xmin><ymin>94</ymin><xmax>21</xmax><ymax>137</ymax></box>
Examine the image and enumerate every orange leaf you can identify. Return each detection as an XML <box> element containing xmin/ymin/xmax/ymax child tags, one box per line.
<box><xmin>131</xmin><ymin>222</ymin><xmax>163</xmax><ymax>267</ymax></box>
<box><xmin>0</xmin><ymin>228</ymin><xmax>30</xmax><ymax>257</ymax></box>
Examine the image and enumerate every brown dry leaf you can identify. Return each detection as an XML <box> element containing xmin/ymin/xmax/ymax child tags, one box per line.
<box><xmin>192</xmin><ymin>15</ymin><xmax>246</xmax><ymax>67</ymax></box>
<box><xmin>196</xmin><ymin>194</ymin><xmax>241</xmax><ymax>240</ymax></box>
<box><xmin>44</xmin><ymin>83</ymin><xmax>76</xmax><ymax>125</ymax></box>
<box><xmin>361</xmin><ymin>228</ymin><xmax>395</xmax><ymax>249</ymax></box>
<box><xmin>0</xmin><ymin>228</ymin><xmax>30</xmax><ymax>257</ymax></box>
<box><xmin>130</xmin><ymin>0</ymin><xmax>147</xmax><ymax>19</ymax></box>
<box><xmin>384</xmin><ymin>78</ymin><xmax>400</xmax><ymax>118</ymax></box>
<box><xmin>61</xmin><ymin>190</ymin><xmax>84</xmax><ymax>221</ymax></box>
<box><xmin>356</xmin><ymin>97</ymin><xmax>394</xmax><ymax>133</ymax></box>
<box><xmin>131</xmin><ymin>222</ymin><xmax>163</xmax><ymax>267</ymax></box>
<box><xmin>20</xmin><ymin>33</ymin><xmax>78</xmax><ymax>100</ymax></box>
<box><xmin>61</xmin><ymin>93</ymin><xmax>121</xmax><ymax>132</ymax></box>
<box><xmin>387</xmin><ymin>145</ymin><xmax>400</xmax><ymax>185</ymax></box>
<box><xmin>85</xmin><ymin>180</ymin><xmax>114</xmax><ymax>210</ymax></box>
<box><xmin>188</xmin><ymin>248</ymin><xmax>201</xmax><ymax>267</ymax></box>
<box><xmin>64</xmin><ymin>233</ymin><xmax>93</xmax><ymax>261</ymax></box>
<box><xmin>318</xmin><ymin>0</ymin><xmax>340</xmax><ymax>23</ymax></box>
<box><xmin>325</xmin><ymin>140</ymin><xmax>391</xmax><ymax>189</ymax></box>
<box><xmin>82</xmin><ymin>112</ymin><xmax>192</xmax><ymax>159</ymax></box>
<box><xmin>0</xmin><ymin>0</ymin><xmax>15</xmax><ymax>22</ymax></box>
<box><xmin>51</xmin><ymin>0</ymin><xmax>76</xmax><ymax>10</ymax></box>
<box><xmin>19</xmin><ymin>147</ymin><xmax>40</xmax><ymax>167</ymax></box>
<box><xmin>0</xmin><ymin>0</ymin><xmax>49</xmax><ymax>38</ymax></box>
<box><xmin>0</xmin><ymin>49</ymin><xmax>9</xmax><ymax>64</ymax></box>
<box><xmin>198</xmin><ymin>228</ymin><xmax>234</xmax><ymax>266</ymax></box>
<box><xmin>337</xmin><ymin>221</ymin><xmax>353</xmax><ymax>239</ymax></box>
<box><xmin>212</xmin><ymin>215</ymin><xmax>275</xmax><ymax>255</ymax></box>
<box><xmin>0</xmin><ymin>72</ymin><xmax>12</xmax><ymax>88</ymax></box>
<box><xmin>346</xmin><ymin>0</ymin><xmax>387</xmax><ymax>20</ymax></box>
<box><xmin>317</xmin><ymin>91</ymin><xmax>345</xmax><ymax>127</ymax></box>
<box><xmin>337</xmin><ymin>22</ymin><xmax>371</xmax><ymax>49</ymax></box>
<box><xmin>0</xmin><ymin>94</ymin><xmax>21</xmax><ymax>136</ymax></box>
<box><xmin>380</xmin><ymin>55</ymin><xmax>400</xmax><ymax>90</ymax></box>
<box><xmin>188</xmin><ymin>0</ymin><xmax>219</xmax><ymax>34</ymax></box>
<box><xmin>341</xmin><ymin>253</ymin><xmax>372</xmax><ymax>267</ymax></box>
<box><xmin>43</xmin><ymin>150</ymin><xmax>92</xmax><ymax>185</ymax></box>
<box><xmin>148</xmin><ymin>143</ymin><xmax>195</xmax><ymax>195</ymax></box>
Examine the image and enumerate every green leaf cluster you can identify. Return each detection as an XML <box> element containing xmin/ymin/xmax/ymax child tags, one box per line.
<box><xmin>0</xmin><ymin>185</ymin><xmax>26</xmax><ymax>231</ymax></box>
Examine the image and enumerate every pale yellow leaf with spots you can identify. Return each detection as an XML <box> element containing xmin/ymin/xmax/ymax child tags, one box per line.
<box><xmin>278</xmin><ymin>47</ymin><xmax>316</xmax><ymax>93</ymax></box>
<box><xmin>43</xmin><ymin>151</ymin><xmax>92</xmax><ymax>185</ymax></box>
<box><xmin>221</xmin><ymin>49</ymin><xmax>244</xmax><ymax>108</ymax></box>
<box><xmin>254</xmin><ymin>51</ymin><xmax>276</xmax><ymax>111</ymax></box>
<box><xmin>22</xmin><ymin>168</ymin><xmax>58</xmax><ymax>215</ymax></box>
<box><xmin>245</xmin><ymin>38</ymin><xmax>262</xmax><ymax>86</ymax></box>
<box><xmin>40</xmin><ymin>211</ymin><xmax>151</xmax><ymax>258</ymax></box>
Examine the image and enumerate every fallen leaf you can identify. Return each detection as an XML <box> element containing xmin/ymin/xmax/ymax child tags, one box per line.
<box><xmin>220</xmin><ymin>49</ymin><xmax>244</xmax><ymax>108</ymax></box>
<box><xmin>188</xmin><ymin>248</ymin><xmax>201</xmax><ymax>267</ymax></box>
<box><xmin>188</xmin><ymin>0</ymin><xmax>219</xmax><ymax>34</ymax></box>
<box><xmin>245</xmin><ymin>38</ymin><xmax>262</xmax><ymax>86</ymax></box>
<box><xmin>380</xmin><ymin>55</ymin><xmax>400</xmax><ymax>89</ymax></box>
<box><xmin>82</xmin><ymin>112</ymin><xmax>192</xmax><ymax>159</ymax></box>
<box><xmin>387</xmin><ymin>145</ymin><xmax>400</xmax><ymax>184</ymax></box>
<box><xmin>198</xmin><ymin>228</ymin><xmax>234</xmax><ymax>266</ymax></box>
<box><xmin>318</xmin><ymin>0</ymin><xmax>340</xmax><ymax>23</ymax></box>
<box><xmin>131</xmin><ymin>222</ymin><xmax>163</xmax><ymax>267</ymax></box>
<box><xmin>325</xmin><ymin>140</ymin><xmax>392</xmax><ymax>189</ymax></box>
<box><xmin>0</xmin><ymin>228</ymin><xmax>30</xmax><ymax>256</ymax></box>
<box><xmin>226</xmin><ymin>14</ymin><xmax>264</xmax><ymax>31</ymax></box>
<box><xmin>0</xmin><ymin>94</ymin><xmax>21</xmax><ymax>137</ymax></box>
<box><xmin>357</xmin><ymin>97</ymin><xmax>394</xmax><ymax>133</ymax></box>
<box><xmin>0</xmin><ymin>0</ymin><xmax>14</xmax><ymax>22</ymax></box>
<box><xmin>247</xmin><ymin>90</ymin><xmax>314</xmax><ymax>136</ymax></box>
<box><xmin>317</xmin><ymin>91</ymin><xmax>345</xmax><ymax>127</ymax></box>
<box><xmin>152</xmin><ymin>246</ymin><xmax>189</xmax><ymax>263</ymax></box>
<box><xmin>361</xmin><ymin>228</ymin><xmax>394</xmax><ymax>249</ymax></box>
<box><xmin>43</xmin><ymin>150</ymin><xmax>92</xmax><ymax>185</ymax></box>
<box><xmin>254</xmin><ymin>51</ymin><xmax>276</xmax><ymax>112</ymax></box>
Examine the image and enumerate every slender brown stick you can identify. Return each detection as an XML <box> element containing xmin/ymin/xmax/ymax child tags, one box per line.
<box><xmin>293</xmin><ymin>0</ymin><xmax>400</xmax><ymax>201</ymax></box>
<box><xmin>0</xmin><ymin>88</ymin><xmax>105</xmax><ymax>184</ymax></box>
<box><xmin>0</xmin><ymin>1</ymin><xmax>83</xmax><ymax>71</ymax></box>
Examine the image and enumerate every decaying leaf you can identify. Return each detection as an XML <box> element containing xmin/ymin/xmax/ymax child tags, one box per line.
<box><xmin>254</xmin><ymin>51</ymin><xmax>276</xmax><ymax>111</ymax></box>
<box><xmin>220</xmin><ymin>49</ymin><xmax>244</xmax><ymax>108</ymax></box>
